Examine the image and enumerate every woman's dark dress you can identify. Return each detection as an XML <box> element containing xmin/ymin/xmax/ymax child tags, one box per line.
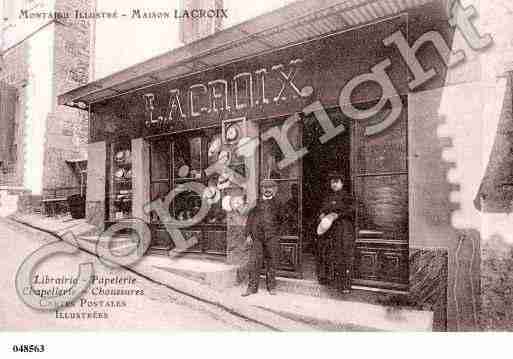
<box><xmin>317</xmin><ymin>190</ymin><xmax>355</xmax><ymax>291</ymax></box>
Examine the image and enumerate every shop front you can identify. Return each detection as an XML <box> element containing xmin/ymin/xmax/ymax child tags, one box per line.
<box><xmin>60</xmin><ymin>0</ymin><xmax>453</xmax><ymax>295</ymax></box>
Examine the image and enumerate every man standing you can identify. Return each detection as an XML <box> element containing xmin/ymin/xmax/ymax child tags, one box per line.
<box><xmin>242</xmin><ymin>180</ymin><xmax>281</xmax><ymax>296</ymax></box>
<box><xmin>317</xmin><ymin>171</ymin><xmax>355</xmax><ymax>293</ymax></box>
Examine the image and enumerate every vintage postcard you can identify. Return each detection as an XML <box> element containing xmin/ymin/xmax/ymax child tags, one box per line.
<box><xmin>0</xmin><ymin>0</ymin><xmax>512</xmax><ymax>350</ymax></box>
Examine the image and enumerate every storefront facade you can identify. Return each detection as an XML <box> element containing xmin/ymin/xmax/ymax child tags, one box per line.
<box><xmin>61</xmin><ymin>0</ymin><xmax>484</xmax><ymax>330</ymax></box>
<box><xmin>88</xmin><ymin>11</ymin><xmax>424</xmax><ymax>289</ymax></box>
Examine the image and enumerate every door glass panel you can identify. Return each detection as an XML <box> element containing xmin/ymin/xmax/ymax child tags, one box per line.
<box><xmin>260</xmin><ymin>119</ymin><xmax>300</xmax><ymax>180</ymax></box>
<box><xmin>203</xmin><ymin>173</ymin><xmax>226</xmax><ymax>225</ymax></box>
<box><xmin>150</xmin><ymin>182</ymin><xmax>170</xmax><ymax>222</ymax></box>
<box><xmin>356</xmin><ymin>174</ymin><xmax>408</xmax><ymax>241</ymax></box>
<box><xmin>276</xmin><ymin>181</ymin><xmax>299</xmax><ymax>236</ymax></box>
<box><xmin>259</xmin><ymin>118</ymin><xmax>302</xmax><ymax>275</ymax></box>
<box><xmin>109</xmin><ymin>140</ymin><xmax>132</xmax><ymax>220</ymax></box>
<box><xmin>174</xmin><ymin>136</ymin><xmax>202</xmax><ymax>179</ymax></box>
<box><xmin>207</xmin><ymin>133</ymin><xmax>222</xmax><ymax>166</ymax></box>
<box><xmin>150</xmin><ymin>140</ymin><xmax>169</xmax><ymax>181</ymax></box>
<box><xmin>174</xmin><ymin>189</ymin><xmax>202</xmax><ymax>222</ymax></box>
<box><xmin>355</xmin><ymin>98</ymin><xmax>407</xmax><ymax>174</ymax></box>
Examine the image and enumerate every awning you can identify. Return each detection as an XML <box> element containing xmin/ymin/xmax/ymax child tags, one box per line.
<box><xmin>58</xmin><ymin>0</ymin><xmax>444</xmax><ymax>109</ymax></box>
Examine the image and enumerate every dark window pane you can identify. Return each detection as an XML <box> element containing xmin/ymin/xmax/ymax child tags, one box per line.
<box><xmin>150</xmin><ymin>140</ymin><xmax>169</xmax><ymax>181</ymax></box>
<box><xmin>204</xmin><ymin>231</ymin><xmax>226</xmax><ymax>254</ymax></box>
<box><xmin>182</xmin><ymin>230</ymin><xmax>202</xmax><ymax>253</ymax></box>
<box><xmin>260</xmin><ymin>119</ymin><xmax>300</xmax><ymax>180</ymax></box>
<box><xmin>189</xmin><ymin>137</ymin><xmax>202</xmax><ymax>172</ymax></box>
<box><xmin>110</xmin><ymin>140</ymin><xmax>132</xmax><ymax>220</ymax></box>
<box><xmin>355</xmin><ymin>98</ymin><xmax>407</xmax><ymax>174</ymax></box>
<box><xmin>150</xmin><ymin>182</ymin><xmax>169</xmax><ymax>222</ymax></box>
<box><xmin>356</xmin><ymin>174</ymin><xmax>408</xmax><ymax>241</ymax></box>
<box><xmin>174</xmin><ymin>136</ymin><xmax>202</xmax><ymax>179</ymax></box>
<box><xmin>174</xmin><ymin>190</ymin><xmax>202</xmax><ymax>221</ymax></box>
<box><xmin>207</xmin><ymin>133</ymin><xmax>222</xmax><ymax>166</ymax></box>
<box><xmin>275</xmin><ymin>181</ymin><xmax>300</xmax><ymax>236</ymax></box>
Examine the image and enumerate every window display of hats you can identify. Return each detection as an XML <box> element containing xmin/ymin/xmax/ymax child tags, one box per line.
<box><xmin>115</xmin><ymin>150</ymin><xmax>125</xmax><ymax>162</ymax></box>
<box><xmin>208</xmin><ymin>135</ymin><xmax>222</xmax><ymax>164</ymax></box>
<box><xmin>225</xmin><ymin>123</ymin><xmax>241</xmax><ymax>143</ymax></box>
<box><xmin>114</xmin><ymin>149</ymin><xmax>132</xmax><ymax>165</ymax></box>
<box><xmin>217</xmin><ymin>171</ymin><xmax>232</xmax><ymax>190</ymax></box>
<box><xmin>217</xmin><ymin>150</ymin><xmax>231</xmax><ymax>165</ymax></box>
<box><xmin>178</xmin><ymin>164</ymin><xmax>190</xmax><ymax>178</ymax></box>
<box><xmin>110</xmin><ymin>141</ymin><xmax>132</xmax><ymax>221</ymax></box>
<box><xmin>114</xmin><ymin>168</ymin><xmax>126</xmax><ymax>179</ymax></box>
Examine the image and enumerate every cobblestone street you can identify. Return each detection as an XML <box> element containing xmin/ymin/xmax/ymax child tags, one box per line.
<box><xmin>0</xmin><ymin>219</ymin><xmax>267</xmax><ymax>331</ymax></box>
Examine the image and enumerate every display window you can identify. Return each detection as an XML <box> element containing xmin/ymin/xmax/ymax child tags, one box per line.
<box><xmin>107</xmin><ymin>139</ymin><xmax>132</xmax><ymax>221</ymax></box>
<box><xmin>148</xmin><ymin>128</ymin><xmax>227</xmax><ymax>255</ymax></box>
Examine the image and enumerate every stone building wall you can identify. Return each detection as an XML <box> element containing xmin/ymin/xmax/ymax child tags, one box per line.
<box><xmin>0</xmin><ymin>0</ymin><xmax>93</xmax><ymax>195</ymax></box>
<box><xmin>0</xmin><ymin>40</ymin><xmax>30</xmax><ymax>188</ymax></box>
<box><xmin>41</xmin><ymin>0</ymin><xmax>92</xmax><ymax>192</ymax></box>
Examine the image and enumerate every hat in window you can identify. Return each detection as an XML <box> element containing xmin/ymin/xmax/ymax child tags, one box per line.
<box><xmin>222</xmin><ymin>195</ymin><xmax>233</xmax><ymax>212</ymax></box>
<box><xmin>317</xmin><ymin>213</ymin><xmax>339</xmax><ymax>236</ymax></box>
<box><xmin>208</xmin><ymin>136</ymin><xmax>222</xmax><ymax>157</ymax></box>
<box><xmin>230</xmin><ymin>195</ymin><xmax>245</xmax><ymax>212</ymax></box>
<box><xmin>114</xmin><ymin>168</ymin><xmax>125</xmax><ymax>179</ymax></box>
<box><xmin>218</xmin><ymin>150</ymin><xmax>231</xmax><ymax>165</ymax></box>
<box><xmin>217</xmin><ymin>173</ymin><xmax>231</xmax><ymax>190</ymax></box>
<box><xmin>203</xmin><ymin>186</ymin><xmax>221</xmax><ymax>205</ymax></box>
<box><xmin>115</xmin><ymin>150</ymin><xmax>125</xmax><ymax>163</ymax></box>
<box><xmin>178</xmin><ymin>165</ymin><xmax>190</xmax><ymax>178</ymax></box>
<box><xmin>124</xmin><ymin>150</ymin><xmax>131</xmax><ymax>163</ymax></box>
<box><xmin>225</xmin><ymin>123</ymin><xmax>240</xmax><ymax>142</ymax></box>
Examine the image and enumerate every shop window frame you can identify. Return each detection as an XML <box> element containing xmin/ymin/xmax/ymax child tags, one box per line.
<box><xmin>147</xmin><ymin>128</ymin><xmax>227</xmax><ymax>255</ymax></box>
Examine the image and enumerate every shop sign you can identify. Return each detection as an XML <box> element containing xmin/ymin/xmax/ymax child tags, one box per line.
<box><xmin>142</xmin><ymin>58</ymin><xmax>314</xmax><ymax>128</ymax></box>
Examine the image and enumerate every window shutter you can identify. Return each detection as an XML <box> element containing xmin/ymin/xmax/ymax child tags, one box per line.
<box><xmin>179</xmin><ymin>0</ymin><xmax>223</xmax><ymax>45</ymax></box>
<box><xmin>0</xmin><ymin>81</ymin><xmax>17</xmax><ymax>164</ymax></box>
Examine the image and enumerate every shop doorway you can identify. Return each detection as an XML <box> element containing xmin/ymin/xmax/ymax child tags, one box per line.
<box><xmin>302</xmin><ymin>110</ymin><xmax>351</xmax><ymax>281</ymax></box>
<box><xmin>258</xmin><ymin>110</ymin><xmax>351</xmax><ymax>281</ymax></box>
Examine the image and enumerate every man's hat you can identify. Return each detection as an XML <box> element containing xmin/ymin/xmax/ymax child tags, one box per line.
<box><xmin>327</xmin><ymin>171</ymin><xmax>344</xmax><ymax>180</ymax></box>
<box><xmin>317</xmin><ymin>213</ymin><xmax>338</xmax><ymax>235</ymax></box>
<box><xmin>261</xmin><ymin>179</ymin><xmax>278</xmax><ymax>189</ymax></box>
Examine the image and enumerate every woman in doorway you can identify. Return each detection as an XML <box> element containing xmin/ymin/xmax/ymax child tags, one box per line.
<box><xmin>316</xmin><ymin>171</ymin><xmax>355</xmax><ymax>293</ymax></box>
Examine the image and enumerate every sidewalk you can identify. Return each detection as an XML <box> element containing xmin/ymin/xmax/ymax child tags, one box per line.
<box><xmin>7</xmin><ymin>213</ymin><xmax>434</xmax><ymax>331</ymax></box>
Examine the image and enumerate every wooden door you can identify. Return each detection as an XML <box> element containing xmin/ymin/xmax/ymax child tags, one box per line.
<box><xmin>351</xmin><ymin>97</ymin><xmax>409</xmax><ymax>291</ymax></box>
<box><xmin>259</xmin><ymin>117</ymin><xmax>303</xmax><ymax>277</ymax></box>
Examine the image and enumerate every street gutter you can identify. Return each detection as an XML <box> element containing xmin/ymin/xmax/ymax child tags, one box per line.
<box><xmin>5</xmin><ymin>216</ymin><xmax>314</xmax><ymax>331</ymax></box>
